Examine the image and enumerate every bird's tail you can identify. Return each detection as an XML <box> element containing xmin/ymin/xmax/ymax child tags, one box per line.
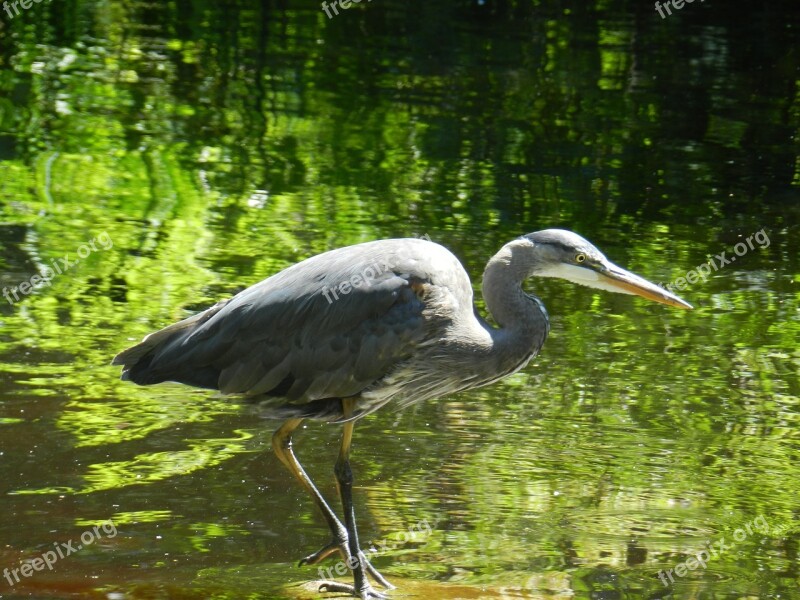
<box><xmin>111</xmin><ymin>299</ymin><xmax>230</xmax><ymax>387</ymax></box>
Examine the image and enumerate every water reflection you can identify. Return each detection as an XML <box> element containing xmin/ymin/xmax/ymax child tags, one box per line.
<box><xmin>0</xmin><ymin>0</ymin><xmax>798</xmax><ymax>597</ymax></box>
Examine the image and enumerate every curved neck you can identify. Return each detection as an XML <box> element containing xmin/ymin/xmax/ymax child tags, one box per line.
<box><xmin>480</xmin><ymin>241</ymin><xmax>550</xmax><ymax>362</ymax></box>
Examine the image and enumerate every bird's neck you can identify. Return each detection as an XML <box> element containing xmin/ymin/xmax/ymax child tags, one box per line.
<box><xmin>481</xmin><ymin>242</ymin><xmax>550</xmax><ymax>361</ymax></box>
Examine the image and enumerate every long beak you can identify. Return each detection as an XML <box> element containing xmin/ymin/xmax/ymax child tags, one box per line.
<box><xmin>599</xmin><ymin>262</ymin><xmax>693</xmax><ymax>310</ymax></box>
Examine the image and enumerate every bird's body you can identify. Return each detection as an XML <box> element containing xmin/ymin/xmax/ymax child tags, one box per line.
<box><xmin>113</xmin><ymin>230</ymin><xmax>690</xmax><ymax>599</ymax></box>
<box><xmin>115</xmin><ymin>237</ymin><xmax>548</xmax><ymax>421</ymax></box>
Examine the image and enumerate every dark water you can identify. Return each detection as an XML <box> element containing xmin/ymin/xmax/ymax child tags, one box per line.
<box><xmin>0</xmin><ymin>0</ymin><xmax>798</xmax><ymax>598</ymax></box>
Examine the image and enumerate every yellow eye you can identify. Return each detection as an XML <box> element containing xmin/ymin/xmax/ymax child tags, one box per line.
<box><xmin>575</xmin><ymin>253</ymin><xmax>586</xmax><ymax>263</ymax></box>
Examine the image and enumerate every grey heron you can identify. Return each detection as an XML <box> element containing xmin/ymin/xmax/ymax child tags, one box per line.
<box><xmin>112</xmin><ymin>229</ymin><xmax>691</xmax><ymax>599</ymax></box>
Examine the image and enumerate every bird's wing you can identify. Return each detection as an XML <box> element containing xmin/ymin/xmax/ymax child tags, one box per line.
<box><xmin>113</xmin><ymin>239</ymin><xmax>465</xmax><ymax>408</ymax></box>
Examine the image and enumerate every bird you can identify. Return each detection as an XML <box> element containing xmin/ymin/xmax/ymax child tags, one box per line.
<box><xmin>112</xmin><ymin>229</ymin><xmax>691</xmax><ymax>599</ymax></box>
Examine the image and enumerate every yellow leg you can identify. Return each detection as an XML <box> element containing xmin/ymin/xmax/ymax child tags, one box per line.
<box><xmin>271</xmin><ymin>406</ymin><xmax>392</xmax><ymax>599</ymax></box>
<box><xmin>271</xmin><ymin>419</ymin><xmax>350</xmax><ymax>560</ymax></box>
<box><xmin>334</xmin><ymin>399</ymin><xmax>394</xmax><ymax>592</ymax></box>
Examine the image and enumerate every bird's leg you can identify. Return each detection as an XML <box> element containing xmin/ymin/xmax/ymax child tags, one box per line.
<box><xmin>271</xmin><ymin>415</ymin><xmax>390</xmax><ymax>599</ymax></box>
<box><xmin>318</xmin><ymin>399</ymin><xmax>394</xmax><ymax>598</ymax></box>
<box><xmin>271</xmin><ymin>419</ymin><xmax>352</xmax><ymax>568</ymax></box>
<box><xmin>297</xmin><ymin>541</ymin><xmax>340</xmax><ymax>566</ymax></box>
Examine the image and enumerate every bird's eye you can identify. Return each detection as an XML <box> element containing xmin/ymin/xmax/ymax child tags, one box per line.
<box><xmin>575</xmin><ymin>253</ymin><xmax>586</xmax><ymax>263</ymax></box>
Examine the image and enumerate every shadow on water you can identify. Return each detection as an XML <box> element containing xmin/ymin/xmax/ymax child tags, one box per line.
<box><xmin>0</xmin><ymin>0</ymin><xmax>798</xmax><ymax>598</ymax></box>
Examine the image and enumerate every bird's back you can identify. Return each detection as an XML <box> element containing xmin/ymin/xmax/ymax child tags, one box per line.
<box><xmin>113</xmin><ymin>238</ymin><xmax>477</xmax><ymax>420</ymax></box>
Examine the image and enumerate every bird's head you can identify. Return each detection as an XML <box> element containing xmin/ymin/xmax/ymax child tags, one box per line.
<box><xmin>518</xmin><ymin>229</ymin><xmax>692</xmax><ymax>309</ymax></box>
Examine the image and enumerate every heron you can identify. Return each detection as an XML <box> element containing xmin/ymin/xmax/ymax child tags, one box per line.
<box><xmin>112</xmin><ymin>229</ymin><xmax>691</xmax><ymax>599</ymax></box>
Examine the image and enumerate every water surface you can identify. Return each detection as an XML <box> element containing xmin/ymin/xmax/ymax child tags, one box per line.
<box><xmin>0</xmin><ymin>1</ymin><xmax>798</xmax><ymax>598</ymax></box>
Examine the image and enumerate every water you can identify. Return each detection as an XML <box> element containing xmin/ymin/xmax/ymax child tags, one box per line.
<box><xmin>0</xmin><ymin>0</ymin><xmax>798</xmax><ymax>598</ymax></box>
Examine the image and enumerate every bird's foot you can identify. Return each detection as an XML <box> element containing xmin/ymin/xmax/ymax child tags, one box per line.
<box><xmin>300</xmin><ymin>542</ymin><xmax>393</xmax><ymax>592</ymax></box>
<box><xmin>318</xmin><ymin>580</ymin><xmax>390</xmax><ymax>600</ymax></box>
<box><xmin>308</xmin><ymin>547</ymin><xmax>394</xmax><ymax>597</ymax></box>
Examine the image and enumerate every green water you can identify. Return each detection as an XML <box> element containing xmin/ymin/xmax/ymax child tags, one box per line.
<box><xmin>0</xmin><ymin>0</ymin><xmax>798</xmax><ymax>598</ymax></box>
